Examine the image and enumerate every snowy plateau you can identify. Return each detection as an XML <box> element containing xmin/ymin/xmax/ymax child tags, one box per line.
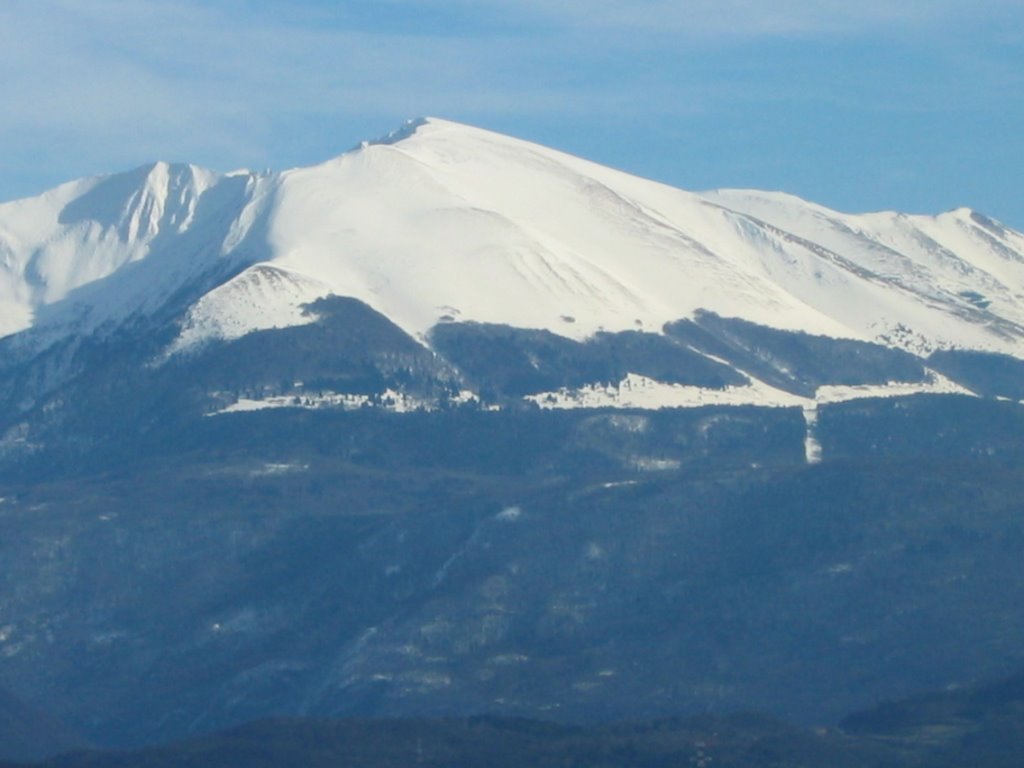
<box><xmin>1</xmin><ymin>116</ymin><xmax>1024</xmax><ymax>425</ymax></box>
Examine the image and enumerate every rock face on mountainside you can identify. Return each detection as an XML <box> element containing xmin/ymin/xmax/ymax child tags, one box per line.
<box><xmin>1</xmin><ymin>120</ymin><xmax>1024</xmax><ymax>755</ymax></box>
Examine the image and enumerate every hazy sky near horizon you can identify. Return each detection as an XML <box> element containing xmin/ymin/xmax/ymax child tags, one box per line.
<box><xmin>2</xmin><ymin>0</ymin><xmax>1022</xmax><ymax>227</ymax></box>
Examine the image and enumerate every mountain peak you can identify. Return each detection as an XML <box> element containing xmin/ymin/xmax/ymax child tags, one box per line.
<box><xmin>358</xmin><ymin>117</ymin><xmax>432</xmax><ymax>150</ymax></box>
<box><xmin>2</xmin><ymin>119</ymin><xmax>1024</xmax><ymax>367</ymax></box>
<box><xmin>354</xmin><ymin>116</ymin><xmax>526</xmax><ymax>154</ymax></box>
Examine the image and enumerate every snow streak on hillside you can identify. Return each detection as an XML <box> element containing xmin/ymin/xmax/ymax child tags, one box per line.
<box><xmin>1</xmin><ymin>117</ymin><xmax>1023</xmax><ymax>360</ymax></box>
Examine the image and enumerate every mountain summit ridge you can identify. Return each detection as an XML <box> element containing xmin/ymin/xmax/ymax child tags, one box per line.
<box><xmin>2</xmin><ymin>117</ymin><xmax>1024</xmax><ymax>364</ymax></box>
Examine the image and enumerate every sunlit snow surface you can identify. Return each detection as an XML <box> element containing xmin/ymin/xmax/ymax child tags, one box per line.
<box><xmin>524</xmin><ymin>369</ymin><xmax>973</xmax><ymax>411</ymax></box>
<box><xmin>210</xmin><ymin>389</ymin><xmax>482</xmax><ymax>416</ymax></box>
<box><xmin>210</xmin><ymin>369</ymin><xmax>973</xmax><ymax>422</ymax></box>
<box><xmin>2</xmin><ymin>117</ymin><xmax>1024</xmax><ymax>359</ymax></box>
<box><xmin>167</xmin><ymin>264</ymin><xmax>332</xmax><ymax>355</ymax></box>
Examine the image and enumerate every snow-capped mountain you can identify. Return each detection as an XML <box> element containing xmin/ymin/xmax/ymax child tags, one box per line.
<box><xmin>6</xmin><ymin>119</ymin><xmax>1024</xmax><ymax>754</ymax></box>
<box><xmin>3</xmin><ymin>117</ymin><xmax>1023</xmax><ymax>355</ymax></box>
<box><xmin>2</xmin><ymin>117</ymin><xmax>1024</xmax><ymax>428</ymax></box>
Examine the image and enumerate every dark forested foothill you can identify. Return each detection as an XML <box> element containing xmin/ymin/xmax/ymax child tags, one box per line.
<box><xmin>4</xmin><ymin>670</ymin><xmax>1024</xmax><ymax>767</ymax></box>
<box><xmin>1</xmin><ymin>305</ymin><xmax>1023</xmax><ymax>758</ymax></box>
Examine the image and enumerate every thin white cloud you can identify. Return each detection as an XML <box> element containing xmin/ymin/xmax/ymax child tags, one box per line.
<box><xmin>2</xmin><ymin>0</ymin><xmax>694</xmax><ymax>151</ymax></box>
<box><xmin>377</xmin><ymin>0</ymin><xmax>1020</xmax><ymax>39</ymax></box>
<box><xmin>0</xmin><ymin>0</ymin><xmax>1020</xmax><ymax>199</ymax></box>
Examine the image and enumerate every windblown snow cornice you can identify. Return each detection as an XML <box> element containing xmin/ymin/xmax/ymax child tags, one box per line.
<box><xmin>2</xmin><ymin>117</ymin><xmax>1024</xmax><ymax>359</ymax></box>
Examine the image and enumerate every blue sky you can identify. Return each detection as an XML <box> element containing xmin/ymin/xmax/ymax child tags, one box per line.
<box><xmin>2</xmin><ymin>0</ymin><xmax>1022</xmax><ymax>227</ymax></box>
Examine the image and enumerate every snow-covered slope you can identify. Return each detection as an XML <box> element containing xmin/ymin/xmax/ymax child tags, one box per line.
<box><xmin>2</xmin><ymin>117</ymin><xmax>1024</xmax><ymax>362</ymax></box>
<box><xmin>0</xmin><ymin>161</ymin><xmax>269</xmax><ymax>350</ymax></box>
